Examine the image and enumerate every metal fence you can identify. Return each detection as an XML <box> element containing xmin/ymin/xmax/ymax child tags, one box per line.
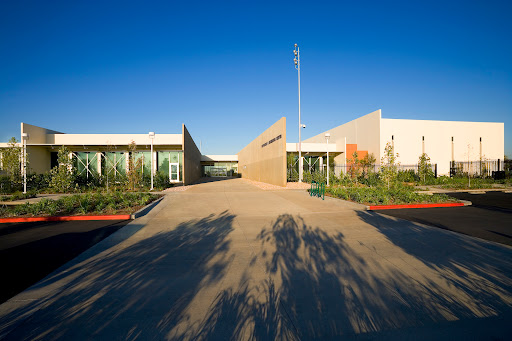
<box><xmin>287</xmin><ymin>159</ymin><xmax>506</xmax><ymax>181</ymax></box>
<box><xmin>287</xmin><ymin>163</ymin><xmax>438</xmax><ymax>181</ymax></box>
<box><xmin>332</xmin><ymin>164</ymin><xmax>438</xmax><ymax>177</ymax></box>
<box><xmin>450</xmin><ymin>160</ymin><xmax>502</xmax><ymax>177</ymax></box>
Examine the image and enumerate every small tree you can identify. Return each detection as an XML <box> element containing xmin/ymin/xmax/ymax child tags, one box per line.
<box><xmin>127</xmin><ymin>140</ymin><xmax>143</xmax><ymax>190</ymax></box>
<box><xmin>1</xmin><ymin>137</ymin><xmax>22</xmax><ymax>189</ymax></box>
<box><xmin>466</xmin><ymin>144</ymin><xmax>473</xmax><ymax>187</ymax></box>
<box><xmin>418</xmin><ymin>153</ymin><xmax>433</xmax><ymax>183</ymax></box>
<box><xmin>360</xmin><ymin>153</ymin><xmax>376</xmax><ymax>178</ymax></box>
<box><xmin>380</xmin><ymin>142</ymin><xmax>400</xmax><ymax>189</ymax></box>
<box><xmin>348</xmin><ymin>151</ymin><xmax>361</xmax><ymax>180</ymax></box>
<box><xmin>49</xmin><ymin>146</ymin><xmax>76</xmax><ymax>192</ymax></box>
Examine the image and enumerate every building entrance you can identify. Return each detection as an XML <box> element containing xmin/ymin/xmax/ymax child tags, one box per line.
<box><xmin>170</xmin><ymin>163</ymin><xmax>180</xmax><ymax>182</ymax></box>
<box><xmin>210</xmin><ymin>167</ymin><xmax>227</xmax><ymax>177</ymax></box>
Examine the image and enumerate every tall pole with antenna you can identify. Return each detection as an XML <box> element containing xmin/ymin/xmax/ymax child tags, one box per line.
<box><xmin>294</xmin><ymin>44</ymin><xmax>303</xmax><ymax>182</ymax></box>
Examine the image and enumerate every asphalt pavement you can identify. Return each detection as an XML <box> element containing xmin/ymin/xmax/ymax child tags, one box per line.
<box><xmin>0</xmin><ymin>219</ymin><xmax>130</xmax><ymax>304</ymax></box>
<box><xmin>379</xmin><ymin>191</ymin><xmax>512</xmax><ymax>246</ymax></box>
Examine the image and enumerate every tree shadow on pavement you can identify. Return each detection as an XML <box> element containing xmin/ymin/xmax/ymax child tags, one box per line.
<box><xmin>0</xmin><ymin>211</ymin><xmax>235</xmax><ymax>340</ymax></box>
<box><xmin>355</xmin><ymin>210</ymin><xmax>512</xmax><ymax>305</ymax></box>
<box><xmin>192</xmin><ymin>213</ymin><xmax>512</xmax><ymax>339</ymax></box>
<box><xmin>2</xmin><ymin>211</ymin><xmax>511</xmax><ymax>340</ymax></box>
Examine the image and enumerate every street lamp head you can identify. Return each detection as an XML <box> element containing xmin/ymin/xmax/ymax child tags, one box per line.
<box><xmin>294</xmin><ymin>43</ymin><xmax>297</xmax><ymax>48</ymax></box>
<box><xmin>301</xmin><ymin>124</ymin><xmax>306</xmax><ymax>128</ymax></box>
<box><xmin>149</xmin><ymin>132</ymin><xmax>155</xmax><ymax>139</ymax></box>
<box><xmin>22</xmin><ymin>133</ymin><xmax>29</xmax><ymax>140</ymax></box>
<box><xmin>325</xmin><ymin>133</ymin><xmax>330</xmax><ymax>139</ymax></box>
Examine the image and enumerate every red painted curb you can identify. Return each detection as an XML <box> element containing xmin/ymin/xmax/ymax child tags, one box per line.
<box><xmin>0</xmin><ymin>215</ymin><xmax>132</xmax><ymax>223</ymax></box>
<box><xmin>368</xmin><ymin>203</ymin><xmax>465</xmax><ymax>210</ymax></box>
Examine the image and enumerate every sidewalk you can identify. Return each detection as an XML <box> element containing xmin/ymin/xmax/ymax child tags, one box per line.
<box><xmin>1</xmin><ymin>178</ymin><xmax>510</xmax><ymax>340</ymax></box>
<box><xmin>0</xmin><ymin>193</ymin><xmax>73</xmax><ymax>206</ymax></box>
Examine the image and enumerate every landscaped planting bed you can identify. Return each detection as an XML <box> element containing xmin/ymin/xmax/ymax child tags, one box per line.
<box><xmin>0</xmin><ymin>192</ymin><xmax>161</xmax><ymax>218</ymax></box>
<box><xmin>326</xmin><ymin>186</ymin><xmax>457</xmax><ymax>206</ymax></box>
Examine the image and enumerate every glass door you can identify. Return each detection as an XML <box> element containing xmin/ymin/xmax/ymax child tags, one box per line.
<box><xmin>170</xmin><ymin>163</ymin><xmax>179</xmax><ymax>182</ymax></box>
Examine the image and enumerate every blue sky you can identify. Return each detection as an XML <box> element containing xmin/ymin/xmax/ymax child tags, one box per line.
<box><xmin>1</xmin><ymin>0</ymin><xmax>511</xmax><ymax>157</ymax></box>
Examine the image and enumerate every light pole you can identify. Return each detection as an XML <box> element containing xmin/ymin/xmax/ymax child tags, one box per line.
<box><xmin>22</xmin><ymin>133</ymin><xmax>29</xmax><ymax>194</ymax></box>
<box><xmin>149</xmin><ymin>132</ymin><xmax>155</xmax><ymax>190</ymax></box>
<box><xmin>325</xmin><ymin>133</ymin><xmax>330</xmax><ymax>186</ymax></box>
<box><xmin>294</xmin><ymin>43</ymin><xmax>303</xmax><ymax>182</ymax></box>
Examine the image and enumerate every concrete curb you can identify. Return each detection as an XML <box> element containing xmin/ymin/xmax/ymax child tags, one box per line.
<box><xmin>366</xmin><ymin>201</ymin><xmax>471</xmax><ymax>211</ymax></box>
<box><xmin>130</xmin><ymin>195</ymin><xmax>165</xmax><ymax>219</ymax></box>
<box><xmin>322</xmin><ymin>193</ymin><xmax>470</xmax><ymax>211</ymax></box>
<box><xmin>0</xmin><ymin>215</ymin><xmax>131</xmax><ymax>223</ymax></box>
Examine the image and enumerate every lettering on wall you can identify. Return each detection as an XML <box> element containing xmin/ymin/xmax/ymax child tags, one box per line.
<box><xmin>261</xmin><ymin>134</ymin><xmax>282</xmax><ymax>148</ymax></box>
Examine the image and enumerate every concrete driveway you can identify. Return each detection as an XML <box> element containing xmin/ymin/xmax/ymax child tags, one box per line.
<box><xmin>1</xmin><ymin>178</ymin><xmax>511</xmax><ymax>340</ymax></box>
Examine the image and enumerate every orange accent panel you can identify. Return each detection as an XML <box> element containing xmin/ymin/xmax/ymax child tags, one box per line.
<box><xmin>346</xmin><ymin>144</ymin><xmax>357</xmax><ymax>158</ymax></box>
<box><xmin>346</xmin><ymin>144</ymin><xmax>368</xmax><ymax>165</ymax></box>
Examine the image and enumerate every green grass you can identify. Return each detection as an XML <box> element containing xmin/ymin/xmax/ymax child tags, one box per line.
<box><xmin>0</xmin><ymin>192</ymin><xmax>161</xmax><ymax>218</ymax></box>
<box><xmin>326</xmin><ymin>185</ymin><xmax>456</xmax><ymax>205</ymax></box>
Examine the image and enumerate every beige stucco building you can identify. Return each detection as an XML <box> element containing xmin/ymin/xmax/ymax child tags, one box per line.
<box><xmin>304</xmin><ymin>110</ymin><xmax>504</xmax><ymax>176</ymax></box>
<box><xmin>238</xmin><ymin>110</ymin><xmax>504</xmax><ymax>186</ymax></box>
<box><xmin>1</xmin><ymin>123</ymin><xmax>205</xmax><ymax>185</ymax></box>
<box><xmin>1</xmin><ymin>110</ymin><xmax>505</xmax><ymax>187</ymax></box>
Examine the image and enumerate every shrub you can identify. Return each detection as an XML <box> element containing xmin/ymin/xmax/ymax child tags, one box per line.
<box><xmin>358</xmin><ymin>172</ymin><xmax>380</xmax><ymax>187</ymax></box>
<box><xmin>326</xmin><ymin>184</ymin><xmax>454</xmax><ymax>205</ymax></box>
<box><xmin>49</xmin><ymin>146</ymin><xmax>76</xmax><ymax>193</ymax></box>
<box><xmin>0</xmin><ymin>175</ymin><xmax>16</xmax><ymax>194</ymax></box>
<box><xmin>154</xmin><ymin>171</ymin><xmax>171</xmax><ymax>189</ymax></box>
<box><xmin>0</xmin><ymin>192</ymin><xmax>161</xmax><ymax>217</ymax></box>
<box><xmin>287</xmin><ymin>169</ymin><xmax>299</xmax><ymax>182</ymax></box>
<box><xmin>1</xmin><ymin>137</ymin><xmax>22</xmax><ymax>189</ymax></box>
<box><xmin>75</xmin><ymin>173</ymin><xmax>102</xmax><ymax>191</ymax></box>
<box><xmin>397</xmin><ymin>170</ymin><xmax>418</xmax><ymax>183</ymax></box>
<box><xmin>28</xmin><ymin>173</ymin><xmax>51</xmax><ymax>191</ymax></box>
<box><xmin>418</xmin><ymin>153</ymin><xmax>434</xmax><ymax>183</ymax></box>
